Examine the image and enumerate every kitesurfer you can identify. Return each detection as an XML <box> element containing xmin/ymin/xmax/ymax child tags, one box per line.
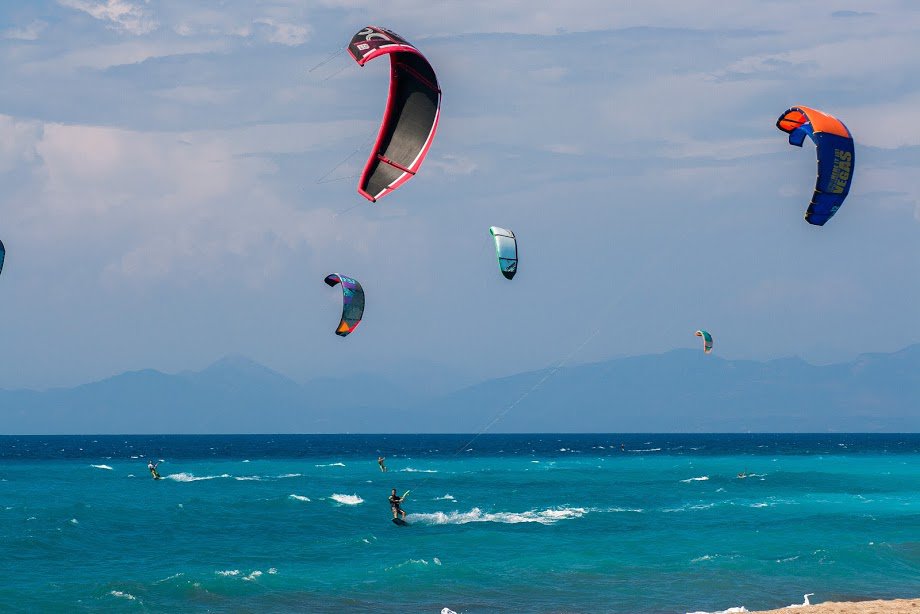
<box><xmin>147</xmin><ymin>461</ymin><xmax>161</xmax><ymax>480</ymax></box>
<box><xmin>378</xmin><ymin>456</ymin><xmax>387</xmax><ymax>472</ymax></box>
<box><xmin>389</xmin><ymin>488</ymin><xmax>407</xmax><ymax>521</ymax></box>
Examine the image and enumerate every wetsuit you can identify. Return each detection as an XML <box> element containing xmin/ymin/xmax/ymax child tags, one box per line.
<box><xmin>389</xmin><ymin>494</ymin><xmax>403</xmax><ymax>516</ymax></box>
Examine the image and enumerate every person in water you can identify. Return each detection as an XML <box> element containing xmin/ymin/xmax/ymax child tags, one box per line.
<box><xmin>389</xmin><ymin>488</ymin><xmax>406</xmax><ymax>521</ymax></box>
<box><xmin>147</xmin><ymin>461</ymin><xmax>161</xmax><ymax>480</ymax></box>
<box><xmin>378</xmin><ymin>456</ymin><xmax>387</xmax><ymax>472</ymax></box>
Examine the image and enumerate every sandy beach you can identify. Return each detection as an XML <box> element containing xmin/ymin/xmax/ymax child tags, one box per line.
<box><xmin>751</xmin><ymin>598</ymin><xmax>920</xmax><ymax>613</ymax></box>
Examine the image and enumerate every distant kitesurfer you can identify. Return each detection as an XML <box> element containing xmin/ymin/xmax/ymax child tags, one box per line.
<box><xmin>378</xmin><ymin>456</ymin><xmax>387</xmax><ymax>472</ymax></box>
<box><xmin>737</xmin><ymin>470</ymin><xmax>748</xmax><ymax>479</ymax></box>
<box><xmin>389</xmin><ymin>488</ymin><xmax>407</xmax><ymax>521</ymax></box>
<box><xmin>620</xmin><ymin>443</ymin><xmax>625</xmax><ymax>452</ymax></box>
<box><xmin>147</xmin><ymin>461</ymin><xmax>161</xmax><ymax>480</ymax></box>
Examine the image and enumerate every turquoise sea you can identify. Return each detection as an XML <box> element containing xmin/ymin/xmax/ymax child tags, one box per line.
<box><xmin>0</xmin><ymin>434</ymin><xmax>917</xmax><ymax>613</ymax></box>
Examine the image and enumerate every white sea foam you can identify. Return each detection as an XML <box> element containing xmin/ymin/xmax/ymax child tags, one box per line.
<box><xmin>91</xmin><ymin>464</ymin><xmax>113</xmax><ymax>471</ymax></box>
<box><xmin>785</xmin><ymin>594</ymin><xmax>814</xmax><ymax>608</ymax></box>
<box><xmin>166</xmin><ymin>473</ymin><xmax>230</xmax><ymax>482</ymax></box>
<box><xmin>681</xmin><ymin>476</ymin><xmax>709</xmax><ymax>483</ymax></box>
<box><xmin>242</xmin><ymin>570</ymin><xmax>262</xmax><ymax>581</ymax></box>
<box><xmin>434</xmin><ymin>494</ymin><xmax>455</xmax><ymax>501</ymax></box>
<box><xmin>386</xmin><ymin>559</ymin><xmax>430</xmax><ymax>571</ymax></box>
<box><xmin>686</xmin><ymin>608</ymin><xmax>747</xmax><ymax>614</ymax></box>
<box><xmin>315</xmin><ymin>462</ymin><xmax>346</xmax><ymax>467</ymax></box>
<box><xmin>155</xmin><ymin>572</ymin><xmax>184</xmax><ymax>584</ymax></box>
<box><xmin>109</xmin><ymin>590</ymin><xmax>136</xmax><ymax>601</ymax></box>
<box><xmin>69</xmin><ymin>518</ymin><xmax>78</xmax><ymax>524</ymax></box>
<box><xmin>268</xmin><ymin>568</ymin><xmax>277</xmax><ymax>574</ymax></box>
<box><xmin>216</xmin><ymin>569</ymin><xmax>240</xmax><ymax>576</ymax></box>
<box><xmin>410</xmin><ymin>506</ymin><xmax>587</xmax><ymax>526</ymax></box>
<box><xmin>749</xmin><ymin>502</ymin><xmax>769</xmax><ymax>508</ymax></box>
<box><xmin>234</xmin><ymin>476</ymin><xmax>262</xmax><ymax>481</ymax></box>
<box><xmin>242</xmin><ymin>460</ymin><xmax>250</xmax><ymax>463</ymax></box>
<box><xmin>330</xmin><ymin>493</ymin><xmax>363</xmax><ymax>505</ymax></box>
<box><xmin>433</xmin><ymin>557</ymin><xmax>442</xmax><ymax>565</ymax></box>
<box><xmin>277</xmin><ymin>473</ymin><xmax>302</xmax><ymax>479</ymax></box>
<box><xmin>400</xmin><ymin>467</ymin><xmax>437</xmax><ymax>473</ymax></box>
<box><xmin>630</xmin><ymin>448</ymin><xmax>662</xmax><ymax>452</ymax></box>
<box><xmin>289</xmin><ymin>494</ymin><xmax>311</xmax><ymax>502</ymax></box>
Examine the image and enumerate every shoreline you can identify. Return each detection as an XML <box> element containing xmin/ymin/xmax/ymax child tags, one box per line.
<box><xmin>748</xmin><ymin>598</ymin><xmax>920</xmax><ymax>613</ymax></box>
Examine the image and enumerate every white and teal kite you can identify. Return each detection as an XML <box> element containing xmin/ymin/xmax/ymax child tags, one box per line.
<box><xmin>488</xmin><ymin>227</ymin><xmax>517</xmax><ymax>280</ymax></box>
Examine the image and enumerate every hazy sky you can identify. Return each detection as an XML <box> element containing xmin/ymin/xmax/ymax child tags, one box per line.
<box><xmin>1</xmin><ymin>1</ymin><xmax>920</xmax><ymax>390</ymax></box>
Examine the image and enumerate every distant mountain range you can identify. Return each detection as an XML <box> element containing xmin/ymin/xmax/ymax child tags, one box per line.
<box><xmin>2</xmin><ymin>347</ymin><xmax>919</xmax><ymax>434</ymax></box>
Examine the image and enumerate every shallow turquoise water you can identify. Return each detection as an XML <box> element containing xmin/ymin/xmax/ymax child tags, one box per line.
<box><xmin>0</xmin><ymin>434</ymin><xmax>917</xmax><ymax>612</ymax></box>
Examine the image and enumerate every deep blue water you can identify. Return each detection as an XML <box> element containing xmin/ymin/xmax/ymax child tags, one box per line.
<box><xmin>1</xmin><ymin>434</ymin><xmax>918</xmax><ymax>613</ymax></box>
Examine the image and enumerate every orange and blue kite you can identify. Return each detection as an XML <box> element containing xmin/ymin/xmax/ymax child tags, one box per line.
<box><xmin>325</xmin><ymin>274</ymin><xmax>365</xmax><ymax>337</ymax></box>
<box><xmin>776</xmin><ymin>106</ymin><xmax>854</xmax><ymax>226</ymax></box>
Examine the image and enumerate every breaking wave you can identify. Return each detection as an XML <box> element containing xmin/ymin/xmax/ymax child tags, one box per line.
<box><xmin>330</xmin><ymin>493</ymin><xmax>363</xmax><ymax>505</ymax></box>
<box><xmin>166</xmin><ymin>473</ymin><xmax>230</xmax><ymax>482</ymax></box>
<box><xmin>409</xmin><ymin>506</ymin><xmax>587</xmax><ymax>525</ymax></box>
<box><xmin>91</xmin><ymin>464</ymin><xmax>113</xmax><ymax>471</ymax></box>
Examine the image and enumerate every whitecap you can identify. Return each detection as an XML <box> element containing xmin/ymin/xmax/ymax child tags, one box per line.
<box><xmin>166</xmin><ymin>473</ymin><xmax>229</xmax><ymax>482</ymax></box>
<box><xmin>109</xmin><ymin>590</ymin><xmax>136</xmax><ymax>601</ymax></box>
<box><xmin>91</xmin><ymin>464</ymin><xmax>113</xmax><ymax>471</ymax></box>
<box><xmin>434</xmin><ymin>494</ymin><xmax>455</xmax><ymax>501</ymax></box>
<box><xmin>386</xmin><ymin>559</ymin><xmax>429</xmax><ymax>571</ymax></box>
<box><xmin>277</xmin><ymin>473</ymin><xmax>302</xmax><ymax>479</ymax></box>
<box><xmin>681</xmin><ymin>476</ymin><xmax>709</xmax><ymax>483</ymax></box>
<box><xmin>409</xmin><ymin>506</ymin><xmax>587</xmax><ymax>526</ymax></box>
<box><xmin>69</xmin><ymin>518</ymin><xmax>78</xmax><ymax>525</ymax></box>
<box><xmin>749</xmin><ymin>502</ymin><xmax>769</xmax><ymax>508</ymax></box>
<box><xmin>400</xmin><ymin>468</ymin><xmax>437</xmax><ymax>473</ymax></box>
<box><xmin>216</xmin><ymin>570</ymin><xmax>240</xmax><ymax>576</ymax></box>
<box><xmin>330</xmin><ymin>493</ymin><xmax>363</xmax><ymax>505</ymax></box>
<box><xmin>242</xmin><ymin>570</ymin><xmax>262</xmax><ymax>581</ymax></box>
<box><xmin>433</xmin><ymin>557</ymin><xmax>442</xmax><ymax>565</ymax></box>
<box><xmin>686</xmin><ymin>608</ymin><xmax>747</xmax><ymax>614</ymax></box>
<box><xmin>289</xmin><ymin>494</ymin><xmax>310</xmax><ymax>502</ymax></box>
<box><xmin>242</xmin><ymin>460</ymin><xmax>250</xmax><ymax>463</ymax></box>
<box><xmin>630</xmin><ymin>448</ymin><xmax>662</xmax><ymax>452</ymax></box>
<box><xmin>315</xmin><ymin>462</ymin><xmax>346</xmax><ymax>468</ymax></box>
<box><xmin>268</xmin><ymin>568</ymin><xmax>277</xmax><ymax>574</ymax></box>
<box><xmin>234</xmin><ymin>476</ymin><xmax>262</xmax><ymax>481</ymax></box>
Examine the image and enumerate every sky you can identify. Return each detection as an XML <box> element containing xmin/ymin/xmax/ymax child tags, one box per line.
<box><xmin>1</xmin><ymin>1</ymin><xmax>920</xmax><ymax>391</ymax></box>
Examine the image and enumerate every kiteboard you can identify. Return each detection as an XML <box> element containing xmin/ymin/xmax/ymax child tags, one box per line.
<box><xmin>392</xmin><ymin>518</ymin><xmax>409</xmax><ymax>527</ymax></box>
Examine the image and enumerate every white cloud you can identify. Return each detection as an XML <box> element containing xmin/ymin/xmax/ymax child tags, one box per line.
<box><xmin>59</xmin><ymin>0</ymin><xmax>158</xmax><ymax>35</ymax></box>
<box><xmin>2</xmin><ymin>20</ymin><xmax>48</xmax><ymax>41</ymax></box>
<box><xmin>254</xmin><ymin>18</ymin><xmax>310</xmax><ymax>46</ymax></box>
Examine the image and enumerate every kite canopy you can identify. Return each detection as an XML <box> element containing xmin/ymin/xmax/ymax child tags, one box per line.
<box><xmin>0</xmin><ymin>239</ymin><xmax>4</xmax><ymax>276</ymax></box>
<box><xmin>325</xmin><ymin>274</ymin><xmax>365</xmax><ymax>337</ymax></box>
<box><xmin>695</xmin><ymin>330</ymin><xmax>713</xmax><ymax>354</ymax></box>
<box><xmin>488</xmin><ymin>227</ymin><xmax>518</xmax><ymax>280</ymax></box>
<box><xmin>347</xmin><ymin>26</ymin><xmax>441</xmax><ymax>202</ymax></box>
<box><xmin>776</xmin><ymin>106</ymin><xmax>854</xmax><ymax>226</ymax></box>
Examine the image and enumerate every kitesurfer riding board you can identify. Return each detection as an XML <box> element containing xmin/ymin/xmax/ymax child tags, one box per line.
<box><xmin>389</xmin><ymin>488</ymin><xmax>409</xmax><ymax>524</ymax></box>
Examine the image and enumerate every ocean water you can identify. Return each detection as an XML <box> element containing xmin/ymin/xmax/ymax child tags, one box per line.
<box><xmin>0</xmin><ymin>434</ymin><xmax>917</xmax><ymax>613</ymax></box>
